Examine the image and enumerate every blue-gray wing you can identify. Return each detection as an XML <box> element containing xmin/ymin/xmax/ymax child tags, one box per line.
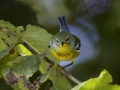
<box><xmin>58</xmin><ymin>16</ymin><xmax>70</xmax><ymax>32</ymax></box>
<box><xmin>73</xmin><ymin>34</ymin><xmax>81</xmax><ymax>52</ymax></box>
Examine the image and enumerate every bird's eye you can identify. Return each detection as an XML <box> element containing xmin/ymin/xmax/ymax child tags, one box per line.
<box><xmin>56</xmin><ymin>39</ymin><xmax>59</xmax><ymax>44</ymax></box>
<box><xmin>66</xmin><ymin>37</ymin><xmax>69</xmax><ymax>42</ymax></box>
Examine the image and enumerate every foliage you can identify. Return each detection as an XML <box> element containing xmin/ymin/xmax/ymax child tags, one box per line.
<box><xmin>0</xmin><ymin>20</ymin><xmax>71</xmax><ymax>90</ymax></box>
<box><xmin>71</xmin><ymin>70</ymin><xmax>120</xmax><ymax>90</ymax></box>
<box><xmin>0</xmin><ymin>20</ymin><xmax>120</xmax><ymax>90</ymax></box>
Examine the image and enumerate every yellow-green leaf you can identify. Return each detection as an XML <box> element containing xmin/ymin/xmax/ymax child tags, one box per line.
<box><xmin>71</xmin><ymin>69</ymin><xmax>120</xmax><ymax>90</ymax></box>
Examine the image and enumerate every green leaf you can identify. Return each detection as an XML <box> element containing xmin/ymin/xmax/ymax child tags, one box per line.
<box><xmin>0</xmin><ymin>20</ymin><xmax>19</xmax><ymax>60</ymax></box>
<box><xmin>17</xmin><ymin>24</ymin><xmax>52</xmax><ymax>54</ymax></box>
<box><xmin>51</xmin><ymin>70</ymin><xmax>72</xmax><ymax>90</ymax></box>
<box><xmin>2</xmin><ymin>55</ymin><xmax>41</xmax><ymax>78</ymax></box>
<box><xmin>0</xmin><ymin>21</ymin><xmax>19</xmax><ymax>77</ymax></box>
<box><xmin>0</xmin><ymin>44</ymin><xmax>14</xmax><ymax>60</ymax></box>
<box><xmin>14</xmin><ymin>78</ymin><xmax>29</xmax><ymax>90</ymax></box>
<box><xmin>0</xmin><ymin>20</ymin><xmax>16</xmax><ymax>32</ymax></box>
<box><xmin>3</xmin><ymin>54</ymin><xmax>71</xmax><ymax>90</ymax></box>
<box><xmin>12</xmin><ymin>84</ymin><xmax>24</xmax><ymax>90</ymax></box>
<box><xmin>0</xmin><ymin>20</ymin><xmax>24</xmax><ymax>36</ymax></box>
<box><xmin>106</xmin><ymin>84</ymin><xmax>120</xmax><ymax>90</ymax></box>
<box><xmin>14</xmin><ymin>24</ymin><xmax>71</xmax><ymax>90</ymax></box>
<box><xmin>0</xmin><ymin>31</ymin><xmax>17</xmax><ymax>50</ymax></box>
<box><xmin>12</xmin><ymin>78</ymin><xmax>29</xmax><ymax>90</ymax></box>
<box><xmin>71</xmin><ymin>69</ymin><xmax>120</xmax><ymax>90</ymax></box>
<box><xmin>0</xmin><ymin>21</ymin><xmax>19</xmax><ymax>47</ymax></box>
<box><xmin>39</xmin><ymin>59</ymin><xmax>72</xmax><ymax>90</ymax></box>
<box><xmin>0</xmin><ymin>20</ymin><xmax>24</xmax><ymax>49</ymax></box>
<box><xmin>1</xmin><ymin>22</ymin><xmax>72</xmax><ymax>90</ymax></box>
<box><xmin>0</xmin><ymin>44</ymin><xmax>16</xmax><ymax>77</ymax></box>
<box><xmin>16</xmin><ymin>44</ymin><xmax>33</xmax><ymax>56</ymax></box>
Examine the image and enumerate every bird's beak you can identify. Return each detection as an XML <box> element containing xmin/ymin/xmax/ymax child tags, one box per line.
<box><xmin>61</xmin><ymin>42</ymin><xmax>64</xmax><ymax>47</ymax></box>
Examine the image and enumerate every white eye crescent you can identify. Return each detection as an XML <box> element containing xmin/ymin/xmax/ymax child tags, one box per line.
<box><xmin>66</xmin><ymin>37</ymin><xmax>69</xmax><ymax>43</ymax></box>
<box><xmin>56</xmin><ymin>38</ymin><xmax>59</xmax><ymax>44</ymax></box>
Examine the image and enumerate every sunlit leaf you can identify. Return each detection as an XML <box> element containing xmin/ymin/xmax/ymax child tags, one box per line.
<box><xmin>106</xmin><ymin>84</ymin><xmax>120</xmax><ymax>90</ymax></box>
<box><xmin>71</xmin><ymin>69</ymin><xmax>120</xmax><ymax>90</ymax></box>
<box><xmin>16</xmin><ymin>44</ymin><xmax>33</xmax><ymax>56</ymax></box>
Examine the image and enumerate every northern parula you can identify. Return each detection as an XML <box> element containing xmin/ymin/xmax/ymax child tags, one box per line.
<box><xmin>49</xmin><ymin>16</ymin><xmax>81</xmax><ymax>65</ymax></box>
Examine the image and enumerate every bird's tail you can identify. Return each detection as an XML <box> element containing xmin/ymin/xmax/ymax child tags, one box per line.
<box><xmin>58</xmin><ymin>16</ymin><xmax>70</xmax><ymax>32</ymax></box>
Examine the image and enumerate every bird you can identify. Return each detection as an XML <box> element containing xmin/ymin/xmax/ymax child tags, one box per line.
<box><xmin>48</xmin><ymin>16</ymin><xmax>81</xmax><ymax>67</ymax></box>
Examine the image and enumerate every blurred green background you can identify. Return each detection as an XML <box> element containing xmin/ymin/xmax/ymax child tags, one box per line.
<box><xmin>0</xmin><ymin>0</ymin><xmax>120</xmax><ymax>89</ymax></box>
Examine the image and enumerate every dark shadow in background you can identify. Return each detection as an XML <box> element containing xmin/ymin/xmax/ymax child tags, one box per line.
<box><xmin>0</xmin><ymin>0</ymin><xmax>39</xmax><ymax>27</ymax></box>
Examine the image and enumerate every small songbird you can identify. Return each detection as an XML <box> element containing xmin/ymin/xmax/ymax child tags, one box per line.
<box><xmin>49</xmin><ymin>16</ymin><xmax>81</xmax><ymax>66</ymax></box>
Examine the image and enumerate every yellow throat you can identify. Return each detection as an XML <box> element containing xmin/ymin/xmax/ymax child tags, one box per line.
<box><xmin>51</xmin><ymin>44</ymin><xmax>78</xmax><ymax>61</ymax></box>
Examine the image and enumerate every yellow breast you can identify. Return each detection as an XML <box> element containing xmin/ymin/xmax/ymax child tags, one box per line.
<box><xmin>51</xmin><ymin>44</ymin><xmax>79</xmax><ymax>61</ymax></box>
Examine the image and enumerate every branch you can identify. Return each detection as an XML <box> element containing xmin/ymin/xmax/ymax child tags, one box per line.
<box><xmin>20</xmin><ymin>40</ymin><xmax>81</xmax><ymax>84</ymax></box>
<box><xmin>0</xmin><ymin>27</ymin><xmax>17</xmax><ymax>38</ymax></box>
<box><xmin>43</xmin><ymin>57</ymin><xmax>81</xmax><ymax>84</ymax></box>
<box><xmin>2</xmin><ymin>29</ymin><xmax>81</xmax><ymax>87</ymax></box>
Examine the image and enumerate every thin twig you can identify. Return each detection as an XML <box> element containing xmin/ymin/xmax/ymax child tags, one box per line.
<box><xmin>0</xmin><ymin>27</ymin><xmax>17</xmax><ymax>38</ymax></box>
<box><xmin>61</xmin><ymin>69</ymin><xmax>81</xmax><ymax>84</ymax></box>
<box><xmin>44</xmin><ymin>57</ymin><xmax>81</xmax><ymax>84</ymax></box>
<box><xmin>21</xmin><ymin>38</ymin><xmax>81</xmax><ymax>84</ymax></box>
<box><xmin>21</xmin><ymin>40</ymin><xmax>39</xmax><ymax>55</ymax></box>
<box><xmin>20</xmin><ymin>76</ymin><xmax>38</xmax><ymax>90</ymax></box>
